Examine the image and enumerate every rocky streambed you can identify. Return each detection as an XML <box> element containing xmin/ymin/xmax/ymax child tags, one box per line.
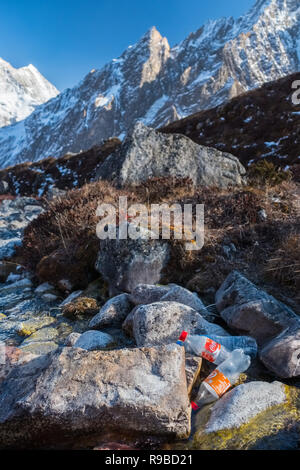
<box><xmin>0</xmin><ymin>196</ymin><xmax>299</xmax><ymax>450</ymax></box>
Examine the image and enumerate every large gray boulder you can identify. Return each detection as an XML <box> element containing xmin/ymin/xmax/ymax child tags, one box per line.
<box><xmin>96</xmin><ymin>122</ymin><xmax>246</xmax><ymax>188</ymax></box>
<box><xmin>0</xmin><ymin>345</ymin><xmax>191</xmax><ymax>448</ymax></box>
<box><xmin>132</xmin><ymin>301</ymin><xmax>229</xmax><ymax>347</ymax></box>
<box><xmin>95</xmin><ymin>224</ymin><xmax>170</xmax><ymax>295</ymax></box>
<box><xmin>190</xmin><ymin>381</ymin><xmax>299</xmax><ymax>450</ymax></box>
<box><xmin>216</xmin><ymin>271</ymin><xmax>300</xmax><ymax>378</ymax></box>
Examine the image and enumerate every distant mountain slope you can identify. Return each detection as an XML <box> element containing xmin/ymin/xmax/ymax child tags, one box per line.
<box><xmin>0</xmin><ymin>58</ymin><xmax>59</xmax><ymax>127</ymax></box>
<box><xmin>161</xmin><ymin>72</ymin><xmax>300</xmax><ymax>168</ymax></box>
<box><xmin>0</xmin><ymin>138</ymin><xmax>121</xmax><ymax>196</ymax></box>
<box><xmin>1</xmin><ymin>73</ymin><xmax>299</xmax><ymax>197</ymax></box>
<box><xmin>0</xmin><ymin>0</ymin><xmax>300</xmax><ymax>168</ymax></box>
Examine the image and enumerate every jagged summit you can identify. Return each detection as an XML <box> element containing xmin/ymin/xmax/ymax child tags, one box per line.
<box><xmin>0</xmin><ymin>58</ymin><xmax>59</xmax><ymax>128</ymax></box>
<box><xmin>0</xmin><ymin>0</ymin><xmax>300</xmax><ymax>168</ymax></box>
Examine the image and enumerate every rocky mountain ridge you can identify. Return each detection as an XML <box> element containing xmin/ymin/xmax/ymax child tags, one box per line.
<box><xmin>0</xmin><ymin>0</ymin><xmax>300</xmax><ymax>168</ymax></box>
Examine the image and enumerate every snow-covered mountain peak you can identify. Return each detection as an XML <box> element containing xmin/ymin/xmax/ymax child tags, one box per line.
<box><xmin>0</xmin><ymin>58</ymin><xmax>59</xmax><ymax>127</ymax></box>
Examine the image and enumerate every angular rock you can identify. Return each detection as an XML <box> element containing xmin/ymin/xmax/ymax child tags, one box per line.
<box><xmin>96</xmin><ymin>123</ymin><xmax>246</xmax><ymax>188</ymax></box>
<box><xmin>0</xmin><ymin>345</ymin><xmax>191</xmax><ymax>448</ymax></box>
<box><xmin>129</xmin><ymin>284</ymin><xmax>170</xmax><ymax>306</ymax></box>
<box><xmin>132</xmin><ymin>301</ymin><xmax>229</xmax><ymax>347</ymax></box>
<box><xmin>260</xmin><ymin>329</ymin><xmax>300</xmax><ymax>380</ymax></box>
<box><xmin>89</xmin><ymin>294</ymin><xmax>132</xmax><ymax>329</ymax></box>
<box><xmin>95</xmin><ymin>224</ymin><xmax>170</xmax><ymax>295</ymax></box>
<box><xmin>216</xmin><ymin>271</ymin><xmax>300</xmax><ymax>378</ymax></box>
<box><xmin>74</xmin><ymin>330</ymin><xmax>115</xmax><ymax>350</ymax></box>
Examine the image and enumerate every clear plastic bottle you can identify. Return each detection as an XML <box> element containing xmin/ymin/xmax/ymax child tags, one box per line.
<box><xmin>177</xmin><ymin>331</ymin><xmax>257</xmax><ymax>364</ymax></box>
<box><xmin>177</xmin><ymin>331</ymin><xmax>228</xmax><ymax>364</ymax></box>
<box><xmin>191</xmin><ymin>349</ymin><xmax>251</xmax><ymax>411</ymax></box>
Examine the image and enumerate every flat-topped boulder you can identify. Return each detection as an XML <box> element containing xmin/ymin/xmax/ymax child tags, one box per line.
<box><xmin>0</xmin><ymin>344</ymin><xmax>191</xmax><ymax>448</ymax></box>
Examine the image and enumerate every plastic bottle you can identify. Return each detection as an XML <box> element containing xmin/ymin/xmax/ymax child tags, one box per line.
<box><xmin>191</xmin><ymin>349</ymin><xmax>251</xmax><ymax>411</ymax></box>
<box><xmin>177</xmin><ymin>331</ymin><xmax>257</xmax><ymax>363</ymax></box>
<box><xmin>177</xmin><ymin>331</ymin><xmax>229</xmax><ymax>364</ymax></box>
<box><xmin>207</xmin><ymin>334</ymin><xmax>257</xmax><ymax>358</ymax></box>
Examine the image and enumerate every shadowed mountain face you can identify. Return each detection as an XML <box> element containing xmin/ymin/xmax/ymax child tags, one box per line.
<box><xmin>0</xmin><ymin>0</ymin><xmax>300</xmax><ymax>169</ymax></box>
<box><xmin>161</xmin><ymin>72</ymin><xmax>300</xmax><ymax>168</ymax></box>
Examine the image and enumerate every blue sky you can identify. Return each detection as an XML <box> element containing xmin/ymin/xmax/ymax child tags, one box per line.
<box><xmin>1</xmin><ymin>0</ymin><xmax>255</xmax><ymax>91</ymax></box>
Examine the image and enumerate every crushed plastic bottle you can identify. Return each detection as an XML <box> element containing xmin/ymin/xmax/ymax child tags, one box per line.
<box><xmin>191</xmin><ymin>349</ymin><xmax>251</xmax><ymax>411</ymax></box>
<box><xmin>177</xmin><ymin>331</ymin><xmax>257</xmax><ymax>363</ymax></box>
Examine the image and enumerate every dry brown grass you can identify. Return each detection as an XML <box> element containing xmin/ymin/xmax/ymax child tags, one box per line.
<box><xmin>264</xmin><ymin>232</ymin><xmax>300</xmax><ymax>301</ymax></box>
<box><xmin>17</xmin><ymin>177</ymin><xmax>300</xmax><ymax>308</ymax></box>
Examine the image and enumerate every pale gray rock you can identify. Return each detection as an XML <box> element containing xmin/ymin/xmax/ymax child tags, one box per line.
<box><xmin>129</xmin><ymin>284</ymin><xmax>170</xmax><ymax>305</ymax></box>
<box><xmin>95</xmin><ymin>224</ymin><xmax>170</xmax><ymax>295</ymax></box>
<box><xmin>0</xmin><ymin>344</ymin><xmax>191</xmax><ymax>447</ymax></box>
<box><xmin>216</xmin><ymin>271</ymin><xmax>300</xmax><ymax>378</ymax></box>
<box><xmin>204</xmin><ymin>381</ymin><xmax>286</xmax><ymax>434</ymax></box>
<box><xmin>89</xmin><ymin>294</ymin><xmax>132</xmax><ymax>329</ymax></box>
<box><xmin>74</xmin><ymin>330</ymin><xmax>115</xmax><ymax>350</ymax></box>
<box><xmin>132</xmin><ymin>301</ymin><xmax>229</xmax><ymax>347</ymax></box>
<box><xmin>96</xmin><ymin>123</ymin><xmax>246</xmax><ymax>188</ymax></box>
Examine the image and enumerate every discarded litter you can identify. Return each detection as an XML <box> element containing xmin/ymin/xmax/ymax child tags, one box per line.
<box><xmin>191</xmin><ymin>349</ymin><xmax>251</xmax><ymax>411</ymax></box>
<box><xmin>177</xmin><ymin>331</ymin><xmax>257</xmax><ymax>363</ymax></box>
